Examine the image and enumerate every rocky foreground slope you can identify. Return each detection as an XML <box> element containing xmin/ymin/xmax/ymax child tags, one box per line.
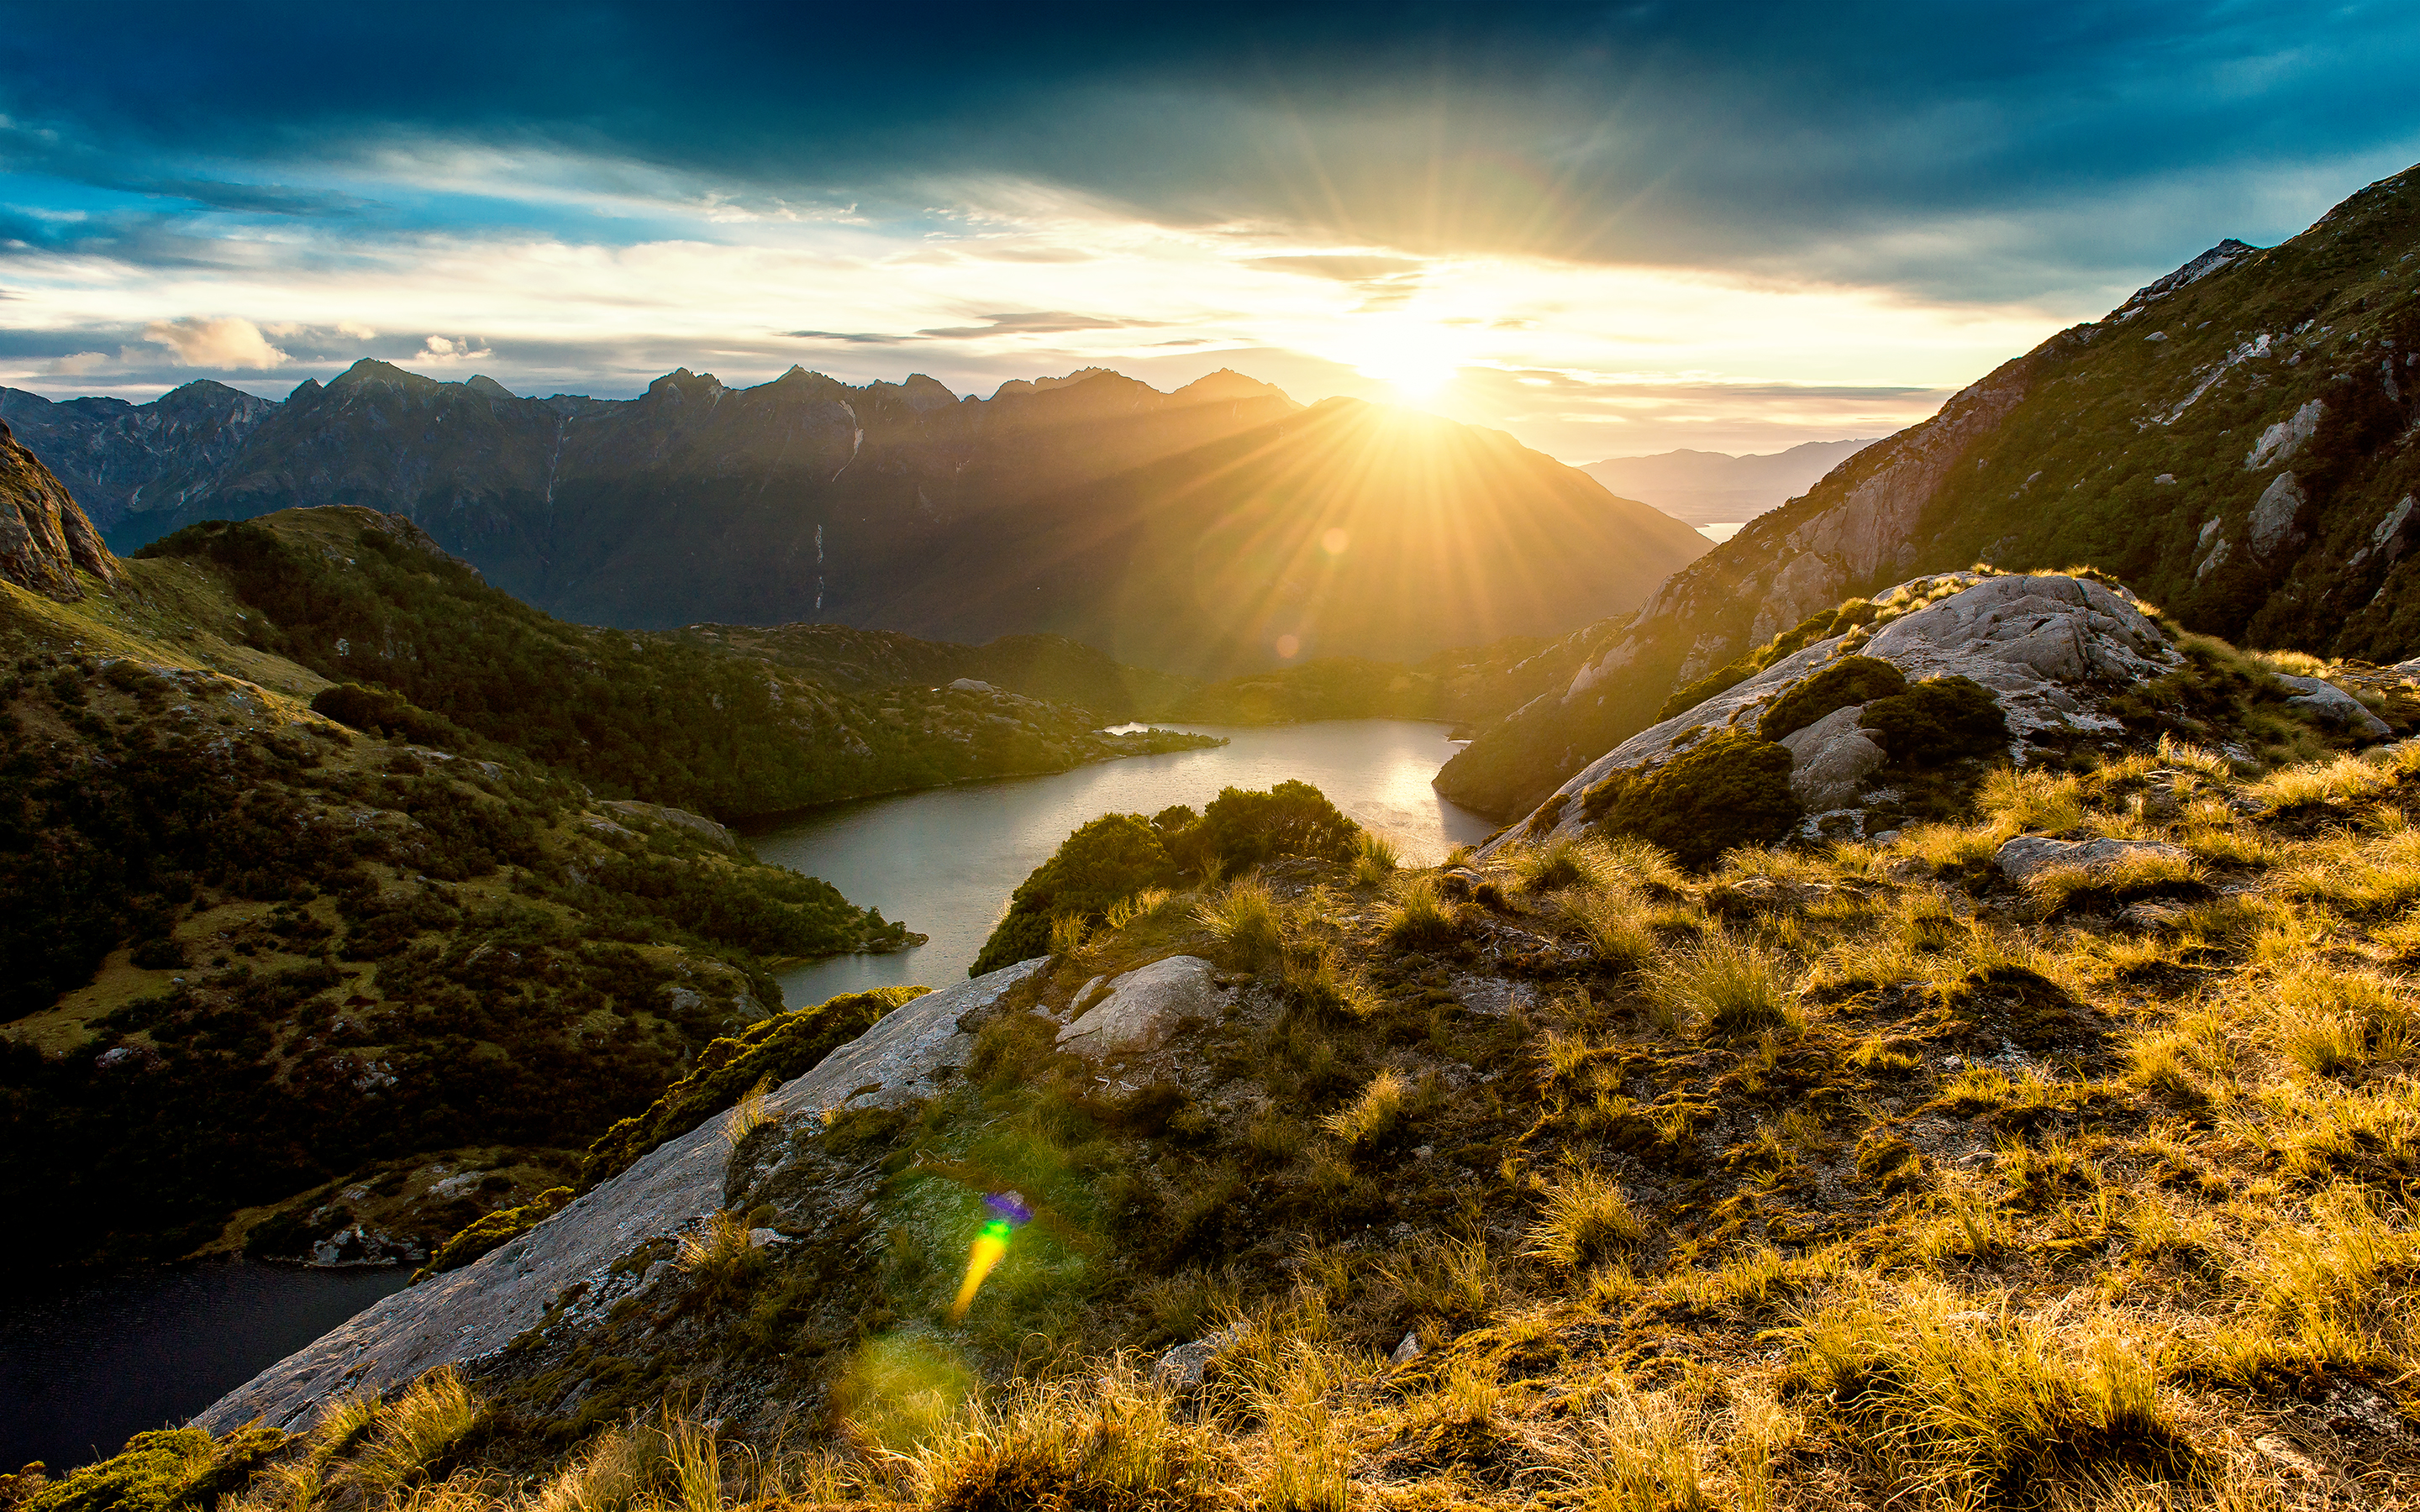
<box><xmin>1441</xmin><ymin>160</ymin><xmax>2420</xmax><ymax>818</ymax></box>
<box><xmin>92</xmin><ymin>566</ymin><xmax>2420</xmax><ymax>1511</ymax></box>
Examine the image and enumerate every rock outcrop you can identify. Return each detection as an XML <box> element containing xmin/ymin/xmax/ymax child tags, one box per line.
<box><xmin>0</xmin><ymin>419</ymin><xmax>118</xmax><ymax>599</ymax></box>
<box><xmin>1996</xmin><ymin>834</ymin><xmax>2193</xmax><ymax>885</ymax></box>
<box><xmin>195</xmin><ymin>959</ymin><xmax>1046</xmax><ymax>1433</ymax></box>
<box><xmin>1055</xmin><ymin>955</ymin><xmax>1230</xmax><ymax>1058</ymax></box>
<box><xmin>1488</xmin><ymin>572</ymin><xmax>2183</xmax><ymax>853</ymax></box>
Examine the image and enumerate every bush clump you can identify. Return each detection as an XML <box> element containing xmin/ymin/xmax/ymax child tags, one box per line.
<box><xmin>1581</xmin><ymin>733</ymin><xmax>1802</xmax><ymax>871</ymax></box>
<box><xmin>971</xmin><ymin>782</ymin><xmax>1360</xmax><ymax>975</ymax></box>
<box><xmin>1859</xmin><ymin>675</ymin><xmax>2009</xmax><ymax>764</ymax></box>
<box><xmin>414</xmin><ymin>1185</ymin><xmax>575</xmax><ymax>1279</ymax></box>
<box><xmin>1758</xmin><ymin>656</ymin><xmax>1909</xmax><ymax>742</ymax></box>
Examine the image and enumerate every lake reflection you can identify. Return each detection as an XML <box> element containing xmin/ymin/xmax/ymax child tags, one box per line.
<box><xmin>755</xmin><ymin>721</ymin><xmax>1492</xmax><ymax>1007</ymax></box>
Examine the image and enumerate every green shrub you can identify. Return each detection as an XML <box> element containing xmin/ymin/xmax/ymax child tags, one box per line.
<box><xmin>579</xmin><ymin>984</ymin><xmax>923</xmax><ymax>1187</ymax></box>
<box><xmin>971</xmin><ymin>815</ymin><xmax>1178</xmax><ymax>975</ymax></box>
<box><xmin>1165</xmin><ymin>780</ymin><xmax>1359</xmax><ymax>875</ymax></box>
<box><xmin>23</xmin><ymin>1426</ymin><xmax>285</xmax><ymax>1512</ymax></box>
<box><xmin>1860</xmin><ymin>676</ymin><xmax>2009</xmax><ymax>764</ymax></box>
<box><xmin>974</xmin><ymin>783</ymin><xmax>1360</xmax><ymax>975</ymax></box>
<box><xmin>1583</xmin><ymin>733</ymin><xmax>1802</xmax><ymax>871</ymax></box>
<box><xmin>1758</xmin><ymin>656</ymin><xmax>1909</xmax><ymax>743</ymax></box>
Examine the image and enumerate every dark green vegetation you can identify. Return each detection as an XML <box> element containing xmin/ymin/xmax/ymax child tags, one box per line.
<box><xmin>579</xmin><ymin>984</ymin><xmax>925</xmax><ymax>1188</ymax></box>
<box><xmin>1161</xmin><ymin>640</ymin><xmax>1556</xmax><ymax>728</ymax></box>
<box><xmin>8</xmin><ymin>1426</ymin><xmax>285</xmax><ymax>1512</ymax></box>
<box><xmin>1859</xmin><ymin>675</ymin><xmax>2008</xmax><ymax>764</ymax></box>
<box><xmin>415</xmin><ymin>1186</ymin><xmax>574</xmax><ymax>1278</ymax></box>
<box><xmin>24</xmin><ymin>360</ymin><xmax>1704</xmax><ymax>675</ymax></box>
<box><xmin>0</xmin><ymin>637</ymin><xmax>902</xmax><ymax>1278</ymax></box>
<box><xmin>969</xmin><ymin>781</ymin><xmax>1360</xmax><ymax>974</ymax></box>
<box><xmin>1442</xmin><ymin>160</ymin><xmax>2420</xmax><ymax>819</ymax></box>
<box><xmin>671</xmin><ymin>623</ymin><xmax>1195</xmax><ymax>724</ymax></box>
<box><xmin>141</xmin><ymin>511</ymin><xmax>1215</xmax><ymax>823</ymax></box>
<box><xmin>1756</xmin><ymin>654</ymin><xmax>1907</xmax><ymax>741</ymax></box>
<box><xmin>1581</xmin><ymin>732</ymin><xmax>1802</xmax><ymax>869</ymax></box>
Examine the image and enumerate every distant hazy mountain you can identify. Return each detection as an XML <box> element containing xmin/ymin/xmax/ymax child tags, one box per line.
<box><xmin>1439</xmin><ymin>161</ymin><xmax>2420</xmax><ymax>818</ymax></box>
<box><xmin>10</xmin><ymin>363</ymin><xmax>1707</xmax><ymax>677</ymax></box>
<box><xmin>1</xmin><ymin>380</ymin><xmax>274</xmax><ymax>533</ymax></box>
<box><xmin>1581</xmin><ymin>438</ymin><xmax>1880</xmax><ymax>527</ymax></box>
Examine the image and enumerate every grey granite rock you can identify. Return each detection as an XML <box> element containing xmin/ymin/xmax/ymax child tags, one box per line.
<box><xmin>1056</xmin><ymin>956</ymin><xmax>1228</xmax><ymax>1058</ymax></box>
<box><xmin>194</xmin><ymin>958</ymin><xmax>1045</xmax><ymax>1434</ymax></box>
<box><xmin>2276</xmin><ymin>675</ymin><xmax>2391</xmax><ymax>741</ymax></box>
<box><xmin>1995</xmin><ymin>834</ymin><xmax>2192</xmax><ymax>885</ymax></box>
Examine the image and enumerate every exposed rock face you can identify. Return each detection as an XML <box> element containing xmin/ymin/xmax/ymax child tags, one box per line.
<box><xmin>0</xmin><ymin>420</ymin><xmax>118</xmax><ymax>598</ymax></box>
<box><xmin>1439</xmin><ymin>163</ymin><xmax>2420</xmax><ymax>822</ymax></box>
<box><xmin>1487</xmin><ymin>573</ymin><xmax>2181</xmax><ymax>854</ymax></box>
<box><xmin>1996</xmin><ymin>834</ymin><xmax>2193</xmax><ymax>885</ymax></box>
<box><xmin>1056</xmin><ymin>955</ymin><xmax>1228</xmax><ymax>1058</ymax></box>
<box><xmin>194</xmin><ymin>959</ymin><xmax>1045</xmax><ymax>1433</ymax></box>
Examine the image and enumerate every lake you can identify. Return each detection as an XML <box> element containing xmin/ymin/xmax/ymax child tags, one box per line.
<box><xmin>758</xmin><ymin>719</ymin><xmax>1496</xmax><ymax>1008</ymax></box>
<box><xmin>3</xmin><ymin>720</ymin><xmax>1486</xmax><ymax>1471</ymax></box>
<box><xmin>0</xmin><ymin>1259</ymin><xmax>412</xmax><ymax>1472</ymax></box>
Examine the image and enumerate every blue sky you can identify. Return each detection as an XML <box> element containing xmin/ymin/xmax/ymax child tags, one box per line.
<box><xmin>3</xmin><ymin>1</ymin><xmax>2416</xmax><ymax>458</ymax></box>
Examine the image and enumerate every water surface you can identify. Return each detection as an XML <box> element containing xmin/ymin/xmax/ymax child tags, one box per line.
<box><xmin>758</xmin><ymin>720</ymin><xmax>1491</xmax><ymax>1006</ymax></box>
<box><xmin>0</xmin><ymin>1260</ymin><xmax>411</xmax><ymax>1470</ymax></box>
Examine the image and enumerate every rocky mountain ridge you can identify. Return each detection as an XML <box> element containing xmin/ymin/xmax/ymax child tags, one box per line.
<box><xmin>7</xmin><ymin>363</ymin><xmax>1707</xmax><ymax>676</ymax></box>
<box><xmin>1439</xmin><ymin>160</ymin><xmax>2420</xmax><ymax>819</ymax></box>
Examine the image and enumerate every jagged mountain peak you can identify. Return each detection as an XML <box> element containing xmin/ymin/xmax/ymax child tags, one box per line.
<box><xmin>2119</xmin><ymin>237</ymin><xmax>2264</xmax><ymax>312</ymax></box>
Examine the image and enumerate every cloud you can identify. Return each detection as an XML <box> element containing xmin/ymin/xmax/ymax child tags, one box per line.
<box><xmin>913</xmin><ymin>311</ymin><xmax>1171</xmax><ymax>339</ymax></box>
<box><xmin>43</xmin><ymin>351</ymin><xmax>111</xmax><ymax>377</ymax></box>
<box><xmin>142</xmin><ymin>316</ymin><xmax>287</xmax><ymax>368</ymax></box>
<box><xmin>3</xmin><ymin>1</ymin><xmax>2412</xmax><ymax>304</ymax></box>
<box><xmin>416</xmin><ymin>333</ymin><xmax>493</xmax><ymax>362</ymax></box>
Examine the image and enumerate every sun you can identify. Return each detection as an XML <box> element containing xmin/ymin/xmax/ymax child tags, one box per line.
<box><xmin>1344</xmin><ymin>323</ymin><xmax>1460</xmax><ymax>401</ymax></box>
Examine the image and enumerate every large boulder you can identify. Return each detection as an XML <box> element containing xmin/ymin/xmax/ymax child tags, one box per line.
<box><xmin>1488</xmin><ymin>573</ymin><xmax>2181</xmax><ymax>856</ymax></box>
<box><xmin>1995</xmin><ymin>834</ymin><xmax>2193</xmax><ymax>885</ymax></box>
<box><xmin>1777</xmin><ymin>705</ymin><xmax>1888</xmax><ymax>811</ymax></box>
<box><xmin>2275</xmin><ymin>675</ymin><xmax>2392</xmax><ymax>740</ymax></box>
<box><xmin>194</xmin><ymin>958</ymin><xmax>1046</xmax><ymax>1434</ymax></box>
<box><xmin>1056</xmin><ymin>955</ymin><xmax>1228</xmax><ymax>1058</ymax></box>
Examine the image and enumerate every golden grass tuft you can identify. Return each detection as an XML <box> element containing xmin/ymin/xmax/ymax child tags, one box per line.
<box><xmin>1526</xmin><ymin>1164</ymin><xmax>1646</xmax><ymax>1272</ymax></box>
<box><xmin>1347</xmin><ymin>830</ymin><xmax>1399</xmax><ymax>887</ymax></box>
<box><xmin>1195</xmin><ymin>875</ymin><xmax>1284</xmax><ymax>968</ymax></box>
<box><xmin>1318</xmin><ymin>1068</ymin><xmax>1411</xmax><ymax>1150</ymax></box>
<box><xmin>1381</xmin><ymin>874</ymin><xmax>1464</xmax><ymax>951</ymax></box>
<box><xmin>1644</xmin><ymin>932</ymin><xmax>1798</xmax><ymax>1039</ymax></box>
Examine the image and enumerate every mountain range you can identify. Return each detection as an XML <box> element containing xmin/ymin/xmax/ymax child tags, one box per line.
<box><xmin>1581</xmin><ymin>438</ymin><xmax>1880</xmax><ymax>527</ymax></box>
<box><xmin>2</xmin><ymin>366</ymin><xmax>1708</xmax><ymax>679</ymax></box>
<box><xmin>1438</xmin><ymin>164</ymin><xmax>2420</xmax><ymax>818</ymax></box>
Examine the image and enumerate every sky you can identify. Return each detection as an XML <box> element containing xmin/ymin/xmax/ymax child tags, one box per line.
<box><xmin>3</xmin><ymin>3</ymin><xmax>2417</xmax><ymax>462</ymax></box>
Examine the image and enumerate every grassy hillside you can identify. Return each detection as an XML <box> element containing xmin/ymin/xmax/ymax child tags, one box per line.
<box><xmin>1442</xmin><ymin>161</ymin><xmax>2420</xmax><ymax>819</ymax></box>
<box><xmin>86</xmin><ymin>724</ymin><xmax>2420</xmax><ymax>1508</ymax></box>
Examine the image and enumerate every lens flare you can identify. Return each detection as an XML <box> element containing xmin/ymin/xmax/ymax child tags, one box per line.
<box><xmin>948</xmin><ymin>1191</ymin><xmax>1032</xmax><ymax>1321</ymax></box>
